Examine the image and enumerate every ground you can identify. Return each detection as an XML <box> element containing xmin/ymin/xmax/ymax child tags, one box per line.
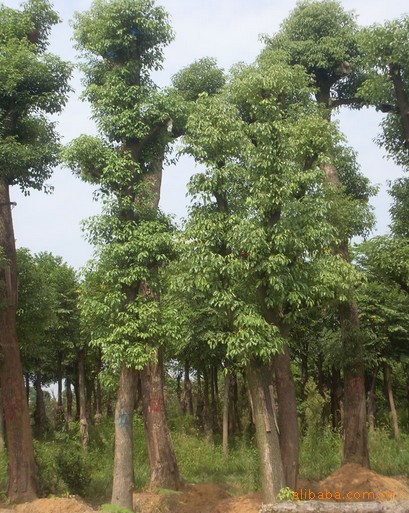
<box><xmin>0</xmin><ymin>464</ymin><xmax>409</xmax><ymax>513</ymax></box>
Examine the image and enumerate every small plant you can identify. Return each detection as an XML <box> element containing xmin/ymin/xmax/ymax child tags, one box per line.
<box><xmin>277</xmin><ymin>486</ymin><xmax>295</xmax><ymax>501</ymax></box>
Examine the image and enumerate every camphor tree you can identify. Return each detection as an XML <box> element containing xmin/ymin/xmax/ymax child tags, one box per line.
<box><xmin>178</xmin><ymin>52</ymin><xmax>358</xmax><ymax>501</ymax></box>
<box><xmin>0</xmin><ymin>0</ymin><xmax>71</xmax><ymax>502</ymax></box>
<box><xmin>266</xmin><ymin>0</ymin><xmax>375</xmax><ymax>468</ymax></box>
<box><xmin>65</xmin><ymin>0</ymin><xmax>184</xmax><ymax>508</ymax></box>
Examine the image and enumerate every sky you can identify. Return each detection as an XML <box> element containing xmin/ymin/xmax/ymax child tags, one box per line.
<box><xmin>4</xmin><ymin>0</ymin><xmax>409</xmax><ymax>270</ymax></box>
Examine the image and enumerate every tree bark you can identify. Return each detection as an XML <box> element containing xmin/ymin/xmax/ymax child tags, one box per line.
<box><xmin>0</xmin><ymin>387</ymin><xmax>5</xmax><ymax>452</ymax></box>
<box><xmin>222</xmin><ymin>370</ymin><xmax>230</xmax><ymax>457</ymax></box>
<box><xmin>367</xmin><ymin>368</ymin><xmax>377</xmax><ymax>432</ymax></box>
<box><xmin>0</xmin><ymin>180</ymin><xmax>38</xmax><ymax>502</ymax></box>
<box><xmin>77</xmin><ymin>350</ymin><xmax>89</xmax><ymax>448</ymax></box>
<box><xmin>274</xmin><ymin>344</ymin><xmax>299</xmax><ymax>491</ymax></box>
<box><xmin>340</xmin><ymin>298</ymin><xmax>369</xmax><ymax>468</ymax></box>
<box><xmin>246</xmin><ymin>359</ymin><xmax>285</xmax><ymax>503</ymax></box>
<box><xmin>33</xmin><ymin>374</ymin><xmax>48</xmax><ymax>437</ymax></box>
<box><xmin>383</xmin><ymin>362</ymin><xmax>400</xmax><ymax>440</ymax></box>
<box><xmin>181</xmin><ymin>361</ymin><xmax>193</xmax><ymax>416</ymax></box>
<box><xmin>141</xmin><ymin>347</ymin><xmax>182</xmax><ymax>490</ymax></box>
<box><xmin>202</xmin><ymin>366</ymin><xmax>213</xmax><ymax>440</ymax></box>
<box><xmin>66</xmin><ymin>376</ymin><xmax>73</xmax><ymax>424</ymax></box>
<box><xmin>330</xmin><ymin>367</ymin><xmax>342</xmax><ymax>430</ymax></box>
<box><xmin>111</xmin><ymin>364</ymin><xmax>137</xmax><ymax>510</ymax></box>
<box><xmin>55</xmin><ymin>353</ymin><xmax>65</xmax><ymax>430</ymax></box>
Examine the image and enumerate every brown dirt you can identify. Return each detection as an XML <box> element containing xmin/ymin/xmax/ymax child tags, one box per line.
<box><xmin>133</xmin><ymin>483</ymin><xmax>262</xmax><ymax>513</ymax></box>
<box><xmin>315</xmin><ymin>463</ymin><xmax>409</xmax><ymax>501</ymax></box>
<box><xmin>0</xmin><ymin>497</ymin><xmax>96</xmax><ymax>513</ymax></box>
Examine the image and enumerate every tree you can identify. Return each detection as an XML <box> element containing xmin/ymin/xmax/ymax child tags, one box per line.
<box><xmin>0</xmin><ymin>0</ymin><xmax>71</xmax><ymax>501</ymax></box>
<box><xmin>66</xmin><ymin>0</ymin><xmax>182</xmax><ymax>507</ymax></box>
<box><xmin>358</xmin><ymin>16</ymin><xmax>409</xmax><ymax>167</ymax></box>
<box><xmin>266</xmin><ymin>0</ymin><xmax>374</xmax><ymax>468</ymax></box>
<box><xmin>178</xmin><ymin>53</ymin><xmax>357</xmax><ymax>501</ymax></box>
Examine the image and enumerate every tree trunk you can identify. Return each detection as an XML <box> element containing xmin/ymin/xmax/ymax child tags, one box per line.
<box><xmin>111</xmin><ymin>364</ymin><xmax>137</xmax><ymax>510</ymax></box>
<box><xmin>0</xmin><ymin>388</ymin><xmax>5</xmax><ymax>452</ymax></box>
<box><xmin>274</xmin><ymin>344</ymin><xmax>299</xmax><ymax>491</ymax></box>
<box><xmin>78</xmin><ymin>350</ymin><xmax>89</xmax><ymax>447</ymax></box>
<box><xmin>322</xmin><ymin>163</ymin><xmax>370</xmax><ymax>468</ymax></box>
<box><xmin>330</xmin><ymin>367</ymin><xmax>342</xmax><ymax>430</ymax></box>
<box><xmin>210</xmin><ymin>365</ymin><xmax>219</xmax><ymax>434</ymax></box>
<box><xmin>66</xmin><ymin>376</ymin><xmax>73</xmax><ymax>424</ymax></box>
<box><xmin>74</xmin><ymin>374</ymin><xmax>80</xmax><ymax>420</ymax></box>
<box><xmin>181</xmin><ymin>361</ymin><xmax>193</xmax><ymax>416</ymax></box>
<box><xmin>33</xmin><ymin>374</ymin><xmax>48</xmax><ymax>437</ymax></box>
<box><xmin>55</xmin><ymin>353</ymin><xmax>65</xmax><ymax>431</ymax></box>
<box><xmin>340</xmin><ymin>299</ymin><xmax>370</xmax><ymax>468</ymax></box>
<box><xmin>300</xmin><ymin>343</ymin><xmax>309</xmax><ymax>403</ymax></box>
<box><xmin>141</xmin><ymin>347</ymin><xmax>182</xmax><ymax>490</ymax></box>
<box><xmin>24</xmin><ymin>374</ymin><xmax>30</xmax><ymax>405</ymax></box>
<box><xmin>202</xmin><ymin>367</ymin><xmax>213</xmax><ymax>440</ymax></box>
<box><xmin>222</xmin><ymin>370</ymin><xmax>230</xmax><ymax>457</ymax></box>
<box><xmin>383</xmin><ymin>363</ymin><xmax>400</xmax><ymax>440</ymax></box>
<box><xmin>367</xmin><ymin>368</ymin><xmax>377</xmax><ymax>432</ymax></box>
<box><xmin>246</xmin><ymin>359</ymin><xmax>285</xmax><ymax>503</ymax></box>
<box><xmin>0</xmin><ymin>179</ymin><xmax>38</xmax><ymax>502</ymax></box>
<box><xmin>94</xmin><ymin>375</ymin><xmax>102</xmax><ymax>425</ymax></box>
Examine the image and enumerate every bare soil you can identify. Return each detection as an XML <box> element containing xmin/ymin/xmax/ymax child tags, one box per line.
<box><xmin>0</xmin><ymin>465</ymin><xmax>408</xmax><ymax>512</ymax></box>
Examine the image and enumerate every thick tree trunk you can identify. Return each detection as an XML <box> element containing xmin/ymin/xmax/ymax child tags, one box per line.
<box><xmin>141</xmin><ymin>347</ymin><xmax>182</xmax><ymax>490</ymax></box>
<box><xmin>111</xmin><ymin>364</ymin><xmax>137</xmax><ymax>510</ymax></box>
<box><xmin>222</xmin><ymin>370</ymin><xmax>230</xmax><ymax>457</ymax></box>
<box><xmin>246</xmin><ymin>359</ymin><xmax>285</xmax><ymax>503</ymax></box>
<box><xmin>322</xmin><ymin>163</ymin><xmax>370</xmax><ymax>468</ymax></box>
<box><xmin>274</xmin><ymin>344</ymin><xmax>299</xmax><ymax>491</ymax></box>
<box><xmin>383</xmin><ymin>363</ymin><xmax>400</xmax><ymax>440</ymax></box>
<box><xmin>367</xmin><ymin>368</ymin><xmax>377</xmax><ymax>432</ymax></box>
<box><xmin>33</xmin><ymin>374</ymin><xmax>48</xmax><ymax>437</ymax></box>
<box><xmin>0</xmin><ymin>180</ymin><xmax>38</xmax><ymax>502</ymax></box>
<box><xmin>78</xmin><ymin>350</ymin><xmax>89</xmax><ymax>447</ymax></box>
<box><xmin>340</xmin><ymin>299</ymin><xmax>369</xmax><ymax>468</ymax></box>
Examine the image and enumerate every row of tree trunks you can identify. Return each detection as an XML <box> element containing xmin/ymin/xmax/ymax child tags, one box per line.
<box><xmin>0</xmin><ymin>179</ymin><xmax>38</xmax><ymax>502</ymax></box>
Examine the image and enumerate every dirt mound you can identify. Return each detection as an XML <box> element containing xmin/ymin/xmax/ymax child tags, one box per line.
<box><xmin>211</xmin><ymin>491</ymin><xmax>262</xmax><ymax>513</ymax></box>
<box><xmin>14</xmin><ymin>497</ymin><xmax>95</xmax><ymax>513</ymax></box>
<box><xmin>317</xmin><ymin>463</ymin><xmax>409</xmax><ymax>502</ymax></box>
<box><xmin>133</xmin><ymin>483</ymin><xmax>231</xmax><ymax>513</ymax></box>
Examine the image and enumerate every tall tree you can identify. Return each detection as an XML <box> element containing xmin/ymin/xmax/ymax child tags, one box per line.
<box><xmin>66</xmin><ymin>0</ymin><xmax>182</xmax><ymax>507</ymax></box>
<box><xmin>0</xmin><ymin>0</ymin><xmax>71</xmax><ymax>501</ymax></box>
<box><xmin>266</xmin><ymin>0</ymin><xmax>374</xmax><ymax>468</ymax></box>
<box><xmin>179</xmin><ymin>55</ymin><xmax>357</xmax><ymax>501</ymax></box>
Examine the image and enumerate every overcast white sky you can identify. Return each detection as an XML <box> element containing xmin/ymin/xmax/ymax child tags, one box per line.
<box><xmin>4</xmin><ymin>0</ymin><xmax>408</xmax><ymax>269</ymax></box>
